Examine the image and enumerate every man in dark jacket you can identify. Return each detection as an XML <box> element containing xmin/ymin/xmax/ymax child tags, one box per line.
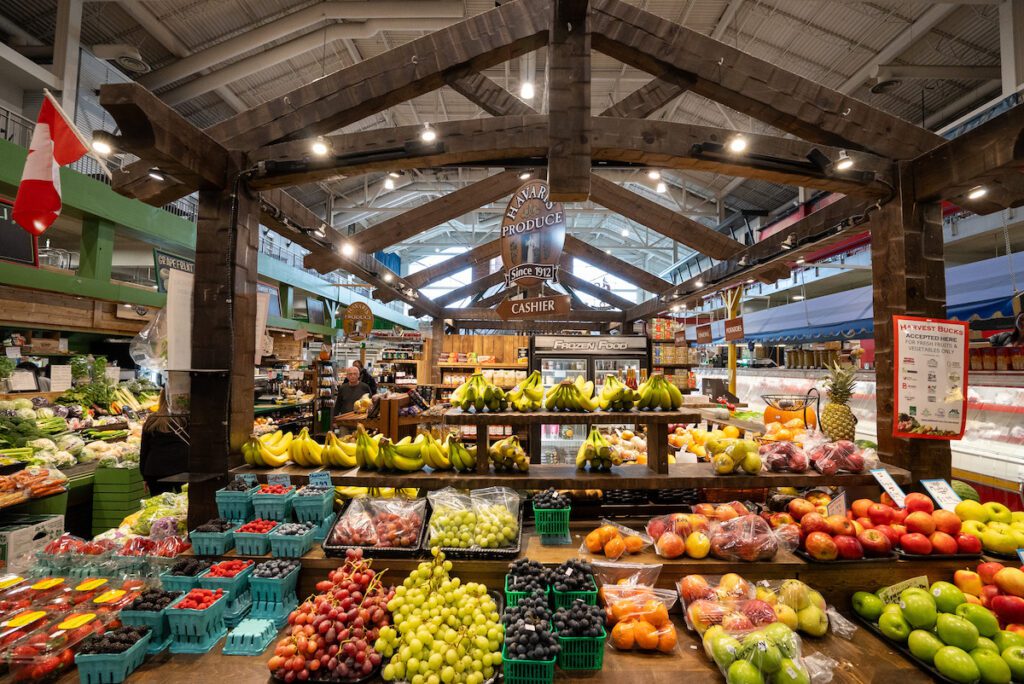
<box><xmin>334</xmin><ymin>366</ymin><xmax>371</xmax><ymax>417</ymax></box>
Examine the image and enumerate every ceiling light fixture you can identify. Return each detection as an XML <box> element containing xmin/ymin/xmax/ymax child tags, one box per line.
<box><xmin>383</xmin><ymin>177</ymin><xmax>395</xmax><ymax>190</ymax></box>
<box><xmin>968</xmin><ymin>185</ymin><xmax>987</xmax><ymax>200</ymax></box>
<box><xmin>383</xmin><ymin>273</ymin><xmax>393</xmax><ymax>283</ymax></box>
<box><xmin>647</xmin><ymin>170</ymin><xmax>661</xmax><ymax>180</ymax></box>
<box><xmin>147</xmin><ymin>168</ymin><xmax>164</xmax><ymax>182</ymax></box>
<box><xmin>420</xmin><ymin>124</ymin><xmax>437</xmax><ymax>142</ymax></box>
<box><xmin>313</xmin><ymin>224</ymin><xmax>327</xmax><ymax>238</ymax></box>
<box><xmin>727</xmin><ymin>134</ymin><xmax>748</xmax><ymax>153</ymax></box>
<box><xmin>694</xmin><ymin>279</ymin><xmax>704</xmax><ymax>287</ymax></box>
<box><xmin>91</xmin><ymin>132</ymin><xmax>115</xmax><ymax>156</ymax></box>
<box><xmin>311</xmin><ymin>136</ymin><xmax>329</xmax><ymax>156</ymax></box>
<box><xmin>796</xmin><ymin>257</ymin><xmax>805</xmax><ymax>264</ymax></box>
<box><xmin>519</xmin><ymin>171</ymin><xmax>531</xmax><ymax>180</ymax></box>
<box><xmin>388</xmin><ymin>171</ymin><xmax>401</xmax><ymax>178</ymax></box>
<box><xmin>834</xmin><ymin>150</ymin><xmax>854</xmax><ymax>171</ymax></box>
<box><xmin>520</xmin><ymin>81</ymin><xmax>535</xmax><ymax>100</ymax></box>
<box><xmin>746</xmin><ymin>278</ymin><xmax>755</xmax><ymax>284</ymax></box>
<box><xmin>341</xmin><ymin>242</ymin><xmax>355</xmax><ymax>257</ymax></box>
<box><xmin>656</xmin><ymin>181</ymin><xmax>667</xmax><ymax>194</ymax></box>
<box><xmin>620</xmin><ymin>228</ymin><xmax>629</xmax><ymax>236</ymax></box>
<box><xmin>793</xmin><ymin>295</ymin><xmax>805</xmax><ymax>301</ymax></box>
<box><xmin>670</xmin><ymin>305</ymin><xmax>680</xmax><ymax>312</ymax></box>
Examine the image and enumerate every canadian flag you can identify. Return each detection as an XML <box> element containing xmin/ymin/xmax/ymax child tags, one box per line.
<box><xmin>12</xmin><ymin>91</ymin><xmax>90</xmax><ymax>236</ymax></box>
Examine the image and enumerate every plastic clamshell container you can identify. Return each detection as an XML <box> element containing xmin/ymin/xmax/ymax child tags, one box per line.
<box><xmin>215</xmin><ymin>485</ymin><xmax>259</xmax><ymax>522</ymax></box>
<box><xmin>189</xmin><ymin>525</ymin><xmax>238</xmax><ymax>556</ymax></box>
<box><xmin>500</xmin><ymin>643</ymin><xmax>556</xmax><ymax>684</ymax></box>
<box><xmin>197</xmin><ymin>562</ymin><xmax>254</xmax><ymax>602</ymax></box>
<box><xmin>5</xmin><ymin>610</ymin><xmax>116</xmax><ymax>682</ymax></box>
<box><xmin>252</xmin><ymin>488</ymin><xmax>296</xmax><ymax>522</ymax></box>
<box><xmin>268</xmin><ymin>527</ymin><xmax>315</xmax><ymax>558</ymax></box>
<box><xmin>292</xmin><ymin>488</ymin><xmax>334</xmax><ymax>523</ymax></box>
<box><xmin>555</xmin><ymin>626</ymin><xmax>606</xmax><ymax>671</ymax></box>
<box><xmin>74</xmin><ymin>630</ymin><xmax>151</xmax><ymax>684</ymax></box>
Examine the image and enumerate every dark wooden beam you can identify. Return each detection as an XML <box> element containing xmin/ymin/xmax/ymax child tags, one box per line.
<box><xmin>871</xmin><ymin>162</ymin><xmax>950</xmax><ymax>479</ymax></box>
<box><xmin>404</xmin><ymin>240</ymin><xmax>503</xmax><ymax>290</ymax></box>
<box><xmin>911</xmin><ymin>104</ymin><xmax>1024</xmax><ymax>215</ymax></box>
<box><xmin>558</xmin><ymin>268</ymin><xmax>634</xmax><ymax>310</ymax></box>
<box><xmin>599</xmin><ymin>76</ymin><xmax>692</xmax><ymax>118</ymax></box>
<box><xmin>589</xmin><ymin>0</ymin><xmax>943</xmax><ymax>160</ymax></box>
<box><xmin>624</xmin><ymin>194</ymin><xmax>871</xmax><ymax>321</ymax></box>
<box><xmin>454</xmin><ymin>320</ymin><xmax>607</xmax><ymax>332</ymax></box>
<box><xmin>443</xmin><ymin>307</ymin><xmax>623</xmax><ymax>322</ymax></box>
<box><xmin>446</xmin><ymin>70</ymin><xmax>538</xmax><ymax>116</ymax></box>
<box><xmin>249</xmin><ymin>117</ymin><xmax>891</xmax><ymax>198</ymax></box>
<box><xmin>589</xmin><ymin>173</ymin><xmax>743</xmax><ymax>259</ymax></box>
<box><xmin>474</xmin><ymin>287</ymin><xmax>517</xmax><ymax>309</ymax></box>
<box><xmin>564</xmin><ymin>234</ymin><xmax>672</xmax><ymax>294</ymax></box>
<box><xmin>547</xmin><ymin>0</ymin><xmax>591</xmax><ymax>201</ymax></box>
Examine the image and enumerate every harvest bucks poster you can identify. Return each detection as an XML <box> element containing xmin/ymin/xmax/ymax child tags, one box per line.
<box><xmin>892</xmin><ymin>315</ymin><xmax>969</xmax><ymax>440</ymax></box>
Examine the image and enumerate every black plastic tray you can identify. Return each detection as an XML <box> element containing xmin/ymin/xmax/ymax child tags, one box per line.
<box><xmin>894</xmin><ymin>549</ymin><xmax>982</xmax><ymax>561</ymax></box>
<box><xmin>423</xmin><ymin>503</ymin><xmax>524</xmax><ymax>560</ymax></box>
<box><xmin>981</xmin><ymin>549</ymin><xmax>1021</xmax><ymax>562</ymax></box>
<box><xmin>795</xmin><ymin>549</ymin><xmax>898</xmax><ymax>564</ymax></box>
<box><xmin>322</xmin><ymin>503</ymin><xmax>429</xmax><ymax>559</ymax></box>
<box><xmin>853</xmin><ymin>612</ymin><xmax>959</xmax><ymax>684</ymax></box>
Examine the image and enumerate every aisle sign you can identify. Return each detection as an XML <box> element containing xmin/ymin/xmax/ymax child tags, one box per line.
<box><xmin>153</xmin><ymin>250</ymin><xmax>194</xmax><ymax>294</ymax></box>
<box><xmin>877</xmin><ymin>576</ymin><xmax>929</xmax><ymax>605</ymax></box>
<box><xmin>49</xmin><ymin>366</ymin><xmax>71</xmax><ymax>392</ymax></box>
<box><xmin>892</xmin><ymin>316</ymin><xmax>969</xmax><ymax>440</ymax></box>
<box><xmin>501</xmin><ymin>180</ymin><xmax>566</xmax><ymax>287</ymax></box>
<box><xmin>870</xmin><ymin>468</ymin><xmax>906</xmax><ymax>508</ymax></box>
<box><xmin>920</xmin><ymin>479</ymin><xmax>962</xmax><ymax>512</ymax></box>
<box><xmin>309</xmin><ymin>471</ymin><xmax>333</xmax><ymax>488</ymax></box>
<box><xmin>267</xmin><ymin>474</ymin><xmax>292</xmax><ymax>487</ymax></box>
<box><xmin>724</xmin><ymin>317</ymin><xmax>745</xmax><ymax>342</ymax></box>
<box><xmin>696</xmin><ymin>325</ymin><xmax>713</xmax><ymax>345</ymax></box>
<box><xmin>826</xmin><ymin>490</ymin><xmax>847</xmax><ymax>517</ymax></box>
<box><xmin>342</xmin><ymin>302</ymin><xmax>374</xmax><ymax>342</ymax></box>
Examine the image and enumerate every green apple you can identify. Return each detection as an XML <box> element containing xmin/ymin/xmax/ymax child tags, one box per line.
<box><xmin>726</xmin><ymin>659</ymin><xmax>765</xmax><ymax>684</ymax></box>
<box><xmin>993</xmin><ymin>630</ymin><xmax>1024</xmax><ymax>653</ymax></box>
<box><xmin>772</xmin><ymin>658</ymin><xmax>810</xmax><ymax>684</ymax></box>
<box><xmin>1009</xmin><ymin>529</ymin><xmax>1024</xmax><ymax>550</ymax></box>
<box><xmin>1002</xmin><ymin>646</ymin><xmax>1024</xmax><ymax>682</ymax></box>
<box><xmin>962</xmin><ymin>520</ymin><xmax>989</xmax><ymax>540</ymax></box>
<box><xmin>879</xmin><ymin>610</ymin><xmax>912</xmax><ymax>643</ymax></box>
<box><xmin>937</xmin><ymin>613</ymin><xmax>980</xmax><ymax>651</ymax></box>
<box><xmin>984</xmin><ymin>502</ymin><xmax>1013</xmax><ymax>524</ymax></box>
<box><xmin>901</xmin><ymin>587</ymin><xmax>933</xmax><ymax>603</ymax></box>
<box><xmin>882</xmin><ymin>603</ymin><xmax>903</xmax><ymax>617</ymax></box>
<box><xmin>901</xmin><ymin>592</ymin><xmax>938</xmax><ymax>630</ymax></box>
<box><xmin>975</xmin><ymin>637</ymin><xmax>999</xmax><ymax>653</ymax></box>
<box><xmin>852</xmin><ymin>591</ymin><xmax>885</xmax><ymax>621</ymax></box>
<box><xmin>957</xmin><ymin>500</ymin><xmax>990</xmax><ymax>523</ymax></box>
<box><xmin>982</xmin><ymin>528</ymin><xmax>1018</xmax><ymax>555</ymax></box>
<box><xmin>797</xmin><ymin>605</ymin><xmax>828</xmax><ymax>637</ymax></box>
<box><xmin>763</xmin><ymin>623</ymin><xmax>799</xmax><ymax>659</ymax></box>
<box><xmin>703</xmin><ymin>625</ymin><xmax>726</xmax><ymax>658</ymax></box>
<box><xmin>931</xmin><ymin>581</ymin><xmax>967</xmax><ymax>614</ymax></box>
<box><xmin>908</xmin><ymin>629</ymin><xmax>945</xmax><ymax>664</ymax></box>
<box><xmin>1011</xmin><ymin>521</ymin><xmax>1024</xmax><ymax>532</ymax></box>
<box><xmin>711</xmin><ymin>634</ymin><xmax>743</xmax><ymax>669</ymax></box>
<box><xmin>956</xmin><ymin>603</ymin><xmax>1000</xmax><ymax>638</ymax></box>
<box><xmin>807</xmin><ymin>589</ymin><xmax>827</xmax><ymax>612</ymax></box>
<box><xmin>742</xmin><ymin>633</ymin><xmax>782</xmax><ymax>674</ymax></box>
<box><xmin>988</xmin><ymin>522</ymin><xmax>1012</xmax><ymax>533</ymax></box>
<box><xmin>934</xmin><ymin>646</ymin><xmax>981</xmax><ymax>684</ymax></box>
<box><xmin>970</xmin><ymin>648</ymin><xmax>1011</xmax><ymax>684</ymax></box>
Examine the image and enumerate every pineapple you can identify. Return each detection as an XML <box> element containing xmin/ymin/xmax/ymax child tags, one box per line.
<box><xmin>820</xmin><ymin>362</ymin><xmax>858</xmax><ymax>441</ymax></box>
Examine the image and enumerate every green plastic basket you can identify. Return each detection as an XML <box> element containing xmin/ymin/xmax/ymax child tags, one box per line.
<box><xmin>292</xmin><ymin>489</ymin><xmax>334</xmax><ymax>523</ymax></box>
<box><xmin>252</xmin><ymin>489</ymin><xmax>296</xmax><ymax>521</ymax></box>
<box><xmin>555</xmin><ymin>627</ymin><xmax>606</xmax><ymax>671</ymax></box>
<box><xmin>504</xmin><ymin>576</ymin><xmax>549</xmax><ymax>609</ymax></box>
<box><xmin>501</xmin><ymin>644</ymin><xmax>556</xmax><ymax>684</ymax></box>
<box><xmin>552</xmin><ymin>576</ymin><xmax>598</xmax><ymax>609</ymax></box>
<box><xmin>74</xmin><ymin>631</ymin><xmax>151</xmax><ymax>684</ymax></box>
<box><xmin>215</xmin><ymin>485</ymin><xmax>258</xmax><ymax>522</ymax></box>
<box><xmin>532</xmin><ymin>504</ymin><xmax>570</xmax><ymax>537</ymax></box>
<box><xmin>189</xmin><ymin>525</ymin><xmax>238</xmax><ymax>556</ymax></box>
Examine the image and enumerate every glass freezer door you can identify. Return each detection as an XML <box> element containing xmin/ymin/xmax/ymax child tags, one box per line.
<box><xmin>594</xmin><ymin>357</ymin><xmax>644</xmax><ymax>391</ymax></box>
<box><xmin>538</xmin><ymin>357</ymin><xmax>587</xmax><ymax>464</ymax></box>
<box><xmin>540</xmin><ymin>357</ymin><xmax>588</xmax><ymax>386</ymax></box>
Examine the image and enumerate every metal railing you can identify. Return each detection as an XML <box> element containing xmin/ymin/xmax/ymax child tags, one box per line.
<box><xmin>0</xmin><ymin>108</ymin><xmax>33</xmax><ymax>148</ymax></box>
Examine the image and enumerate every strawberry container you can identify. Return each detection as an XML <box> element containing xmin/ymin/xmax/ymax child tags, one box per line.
<box><xmin>252</xmin><ymin>488</ymin><xmax>295</xmax><ymax>522</ymax></box>
<box><xmin>74</xmin><ymin>630</ymin><xmax>151</xmax><ymax>684</ymax></box>
<box><xmin>165</xmin><ymin>591</ymin><xmax>228</xmax><ymax>654</ymax></box>
<box><xmin>215</xmin><ymin>485</ymin><xmax>259</xmax><ymax>522</ymax></box>
<box><xmin>197</xmin><ymin>563</ymin><xmax>254</xmax><ymax>603</ymax></box>
<box><xmin>5</xmin><ymin>610</ymin><xmax>116</xmax><ymax>682</ymax></box>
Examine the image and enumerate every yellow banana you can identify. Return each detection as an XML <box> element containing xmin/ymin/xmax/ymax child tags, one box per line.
<box><xmin>259</xmin><ymin>441</ymin><xmax>289</xmax><ymax>467</ymax></box>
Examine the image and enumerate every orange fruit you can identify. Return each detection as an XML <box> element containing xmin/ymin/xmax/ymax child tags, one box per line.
<box><xmin>633</xmin><ymin>620</ymin><xmax>659</xmax><ymax>650</ymax></box>
<box><xmin>604</xmin><ymin>536</ymin><xmax>626</xmax><ymax>560</ymax></box>
<box><xmin>643</xmin><ymin>600</ymin><xmax>669</xmax><ymax>627</ymax></box>
<box><xmin>656</xmin><ymin>625</ymin><xmax>678</xmax><ymax>653</ymax></box>
<box><xmin>597</xmin><ymin>525</ymin><xmax>619</xmax><ymax>544</ymax></box>
<box><xmin>610</xmin><ymin>620</ymin><xmax>635</xmax><ymax>650</ymax></box>
<box><xmin>584</xmin><ymin>530</ymin><xmax>604</xmax><ymax>553</ymax></box>
<box><xmin>623</xmin><ymin>535</ymin><xmax>646</xmax><ymax>554</ymax></box>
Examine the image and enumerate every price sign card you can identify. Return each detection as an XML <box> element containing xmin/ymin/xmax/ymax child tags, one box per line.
<box><xmin>870</xmin><ymin>469</ymin><xmax>907</xmax><ymax>508</ymax></box>
<box><xmin>240</xmin><ymin>474</ymin><xmax>258</xmax><ymax>487</ymax></box>
<box><xmin>104</xmin><ymin>367</ymin><xmax>121</xmax><ymax>384</ymax></box>
<box><xmin>49</xmin><ymin>366</ymin><xmax>72</xmax><ymax>392</ymax></box>
<box><xmin>826</xmin><ymin>490</ymin><xmax>848</xmax><ymax>517</ymax></box>
<box><xmin>920</xmin><ymin>479</ymin><xmax>962</xmax><ymax>512</ymax></box>
<box><xmin>877</xmin><ymin>576</ymin><xmax>930</xmax><ymax>605</ymax></box>
<box><xmin>267</xmin><ymin>474</ymin><xmax>292</xmax><ymax>487</ymax></box>
<box><xmin>308</xmin><ymin>471</ymin><xmax>333</xmax><ymax>488</ymax></box>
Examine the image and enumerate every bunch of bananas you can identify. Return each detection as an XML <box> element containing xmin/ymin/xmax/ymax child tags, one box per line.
<box><xmin>335</xmin><ymin>486</ymin><xmax>418</xmax><ymax>502</ymax></box>
<box><xmin>543</xmin><ymin>376</ymin><xmax>598</xmax><ymax>412</ymax></box>
<box><xmin>322</xmin><ymin>432</ymin><xmax>357</xmax><ymax>468</ymax></box>
<box><xmin>446</xmin><ymin>434</ymin><xmax>478</xmax><ymax>472</ymax></box>
<box><xmin>419</xmin><ymin>431</ymin><xmax>452</xmax><ymax>471</ymax></box>
<box><xmin>377</xmin><ymin>434</ymin><xmax>427</xmax><ymax>472</ymax></box>
<box><xmin>575</xmin><ymin>426</ymin><xmax>623</xmax><ymax>471</ymax></box>
<box><xmin>354</xmin><ymin>425</ymin><xmax>384</xmax><ymax>469</ymax></box>
<box><xmin>598</xmin><ymin>374</ymin><xmax>641</xmax><ymax>411</ymax></box>
<box><xmin>241</xmin><ymin>430</ymin><xmax>292</xmax><ymax>467</ymax></box>
<box><xmin>488</xmin><ymin>435</ymin><xmax>529</xmax><ymax>472</ymax></box>
<box><xmin>450</xmin><ymin>373</ymin><xmax>508</xmax><ymax>412</ymax></box>
<box><xmin>636</xmin><ymin>373</ymin><xmax>685</xmax><ymax>411</ymax></box>
<box><xmin>507</xmin><ymin>370</ymin><xmax>545</xmax><ymax>411</ymax></box>
<box><xmin>288</xmin><ymin>427</ymin><xmax>323</xmax><ymax>466</ymax></box>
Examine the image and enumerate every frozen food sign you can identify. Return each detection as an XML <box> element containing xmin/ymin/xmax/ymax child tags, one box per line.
<box><xmin>892</xmin><ymin>316</ymin><xmax>969</xmax><ymax>440</ymax></box>
<box><xmin>501</xmin><ymin>180</ymin><xmax>566</xmax><ymax>288</ymax></box>
<box><xmin>534</xmin><ymin>336</ymin><xmax>648</xmax><ymax>352</ymax></box>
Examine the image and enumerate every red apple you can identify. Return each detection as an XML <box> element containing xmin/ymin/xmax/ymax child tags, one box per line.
<box><xmin>787</xmin><ymin>498</ymin><xmax>815</xmax><ymax>522</ymax></box>
<box><xmin>741</xmin><ymin>599</ymin><xmax>778</xmax><ymax>626</ymax></box>
<box><xmin>979</xmin><ymin>562</ymin><xmax>1007</xmax><ymax>586</ymax></box>
<box><xmin>873</xmin><ymin>524</ymin><xmax>900</xmax><ymax>547</ymax></box>
<box><xmin>805</xmin><ymin>531</ymin><xmax>839</xmax><ymax>561</ymax></box>
<box><xmin>905</xmin><ymin>511</ymin><xmax>937</xmax><ymax>536</ymax></box>
<box><xmin>880</xmin><ymin>492</ymin><xmax>896</xmax><ymax>508</ymax></box>
<box><xmin>991</xmin><ymin>595</ymin><xmax>1024</xmax><ymax>627</ymax></box>
<box><xmin>834</xmin><ymin>535</ymin><xmax>865</xmax><ymax>560</ymax></box>
<box><xmin>670</xmin><ymin>513</ymin><xmax>692</xmax><ymax>538</ymax></box>
<box><xmin>891</xmin><ymin>523</ymin><xmax>908</xmax><ymax>538</ymax></box>
<box><xmin>929</xmin><ymin>531</ymin><xmax>957</xmax><ymax>555</ymax></box>
<box><xmin>721</xmin><ymin>612</ymin><xmax>754</xmax><ymax>632</ymax></box>
<box><xmin>980</xmin><ymin>585</ymin><xmax>1002</xmax><ymax>608</ymax></box>
<box><xmin>932</xmin><ymin>509</ymin><xmax>962</xmax><ymax>536</ymax></box>
<box><xmin>826</xmin><ymin>514</ymin><xmax>856</xmax><ymax>537</ymax></box>
<box><xmin>800</xmin><ymin>513</ymin><xmax>830</xmax><ymax>539</ymax></box>
<box><xmin>855</xmin><ymin>516</ymin><xmax>874</xmax><ymax>530</ymax></box>
<box><xmin>904</xmin><ymin>492</ymin><xmax>935</xmax><ymax>515</ymax></box>
<box><xmin>852</xmin><ymin>520</ymin><xmax>865</xmax><ymax>536</ymax></box>
<box><xmin>956</xmin><ymin>534</ymin><xmax>982</xmax><ymax>555</ymax></box>
<box><xmin>1006</xmin><ymin>624</ymin><xmax>1024</xmax><ymax>636</ymax></box>
<box><xmin>868</xmin><ymin>503</ymin><xmax>894</xmax><ymax>526</ymax></box>
<box><xmin>768</xmin><ymin>512</ymin><xmax>796</xmax><ymax>529</ymax></box>
<box><xmin>851</xmin><ymin>498</ymin><xmax>875</xmax><ymax>520</ymax></box>
<box><xmin>900</xmin><ymin>532</ymin><xmax>933</xmax><ymax>555</ymax></box>
<box><xmin>858</xmin><ymin>529</ymin><xmax>893</xmax><ymax>557</ymax></box>
<box><xmin>891</xmin><ymin>508</ymin><xmax>908</xmax><ymax>525</ymax></box>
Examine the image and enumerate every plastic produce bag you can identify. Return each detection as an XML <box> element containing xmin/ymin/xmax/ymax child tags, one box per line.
<box><xmin>470</xmin><ymin>487</ymin><xmax>520</xmax><ymax>548</ymax></box>
<box><xmin>604</xmin><ymin>585</ymin><xmax>679</xmax><ymax>654</ymax></box>
<box><xmin>754</xmin><ymin>579</ymin><xmax>831</xmax><ymax>638</ymax></box>
<box><xmin>703</xmin><ymin>624</ymin><xmax>828</xmax><ymax>684</ymax></box>
<box><xmin>708</xmin><ymin>514</ymin><xmax>779</xmax><ymax>562</ymax></box>
<box><xmin>760</xmin><ymin>441</ymin><xmax>809</xmax><ymax>473</ymax></box>
<box><xmin>328</xmin><ymin>498</ymin><xmax>376</xmax><ymax>546</ymax></box>
<box><xmin>426</xmin><ymin>488</ymin><xmax>475</xmax><ymax>549</ymax></box>
<box><xmin>808</xmin><ymin>440</ymin><xmax>871</xmax><ymax>474</ymax></box>
<box><xmin>129</xmin><ymin>307</ymin><xmax>167</xmax><ymax>372</ymax></box>
<box><xmin>330</xmin><ymin>497</ymin><xmax>426</xmax><ymax>548</ymax></box>
<box><xmin>581</xmin><ymin>519</ymin><xmax>653</xmax><ymax>560</ymax></box>
<box><xmin>592</xmin><ymin>560</ymin><xmax>662</xmax><ymax>590</ymax></box>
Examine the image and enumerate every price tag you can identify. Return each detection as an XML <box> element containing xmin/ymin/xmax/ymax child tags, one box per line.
<box><xmin>920</xmin><ymin>480</ymin><xmax>962</xmax><ymax>512</ymax></box>
<box><xmin>49</xmin><ymin>365</ymin><xmax>72</xmax><ymax>392</ymax></box>
<box><xmin>565</xmin><ymin>567</ymin><xmax>573</xmax><ymax>577</ymax></box>
<box><xmin>267</xmin><ymin>474</ymin><xmax>292</xmax><ymax>487</ymax></box>
<box><xmin>93</xmin><ymin>589</ymin><xmax>126</xmax><ymax>604</ymax></box>
<box><xmin>240</xmin><ymin>473</ymin><xmax>258</xmax><ymax>487</ymax></box>
<box><xmin>5</xmin><ymin>346</ymin><xmax>19</xmax><ymax>359</ymax></box>
<box><xmin>826</xmin><ymin>490</ymin><xmax>848</xmax><ymax>517</ymax></box>
<box><xmin>870</xmin><ymin>469</ymin><xmax>906</xmax><ymax>508</ymax></box>
<box><xmin>876</xmin><ymin>576</ymin><xmax>929</xmax><ymax>605</ymax></box>
<box><xmin>31</xmin><ymin>578</ymin><xmax>64</xmax><ymax>590</ymax></box>
<box><xmin>75</xmin><ymin>578</ymin><xmax>108</xmax><ymax>592</ymax></box>
<box><xmin>0</xmin><ymin>575</ymin><xmax>25</xmax><ymax>591</ymax></box>
<box><xmin>309</xmin><ymin>471</ymin><xmax>333</xmax><ymax>488</ymax></box>
<box><xmin>9</xmin><ymin>370</ymin><xmax>36</xmax><ymax>391</ymax></box>
<box><xmin>3</xmin><ymin>611</ymin><xmax>45</xmax><ymax>628</ymax></box>
<box><xmin>58</xmin><ymin>613</ymin><xmax>97</xmax><ymax>630</ymax></box>
<box><xmin>524</xmin><ymin>623</ymin><xmax>536</xmax><ymax>632</ymax></box>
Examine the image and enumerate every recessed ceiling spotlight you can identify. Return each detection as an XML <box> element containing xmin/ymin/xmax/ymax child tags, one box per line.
<box><xmin>147</xmin><ymin>167</ymin><xmax>164</xmax><ymax>181</ymax></box>
<box><xmin>383</xmin><ymin>177</ymin><xmax>395</xmax><ymax>190</ymax></box>
<box><xmin>727</xmin><ymin>134</ymin><xmax>748</xmax><ymax>153</ymax></box>
<box><xmin>620</xmin><ymin>228</ymin><xmax>629</xmax><ymax>236</ymax></box>
<box><xmin>968</xmin><ymin>186</ymin><xmax>987</xmax><ymax>200</ymax></box>
<box><xmin>519</xmin><ymin>171</ymin><xmax>531</xmax><ymax>180</ymax></box>
<box><xmin>647</xmin><ymin>170</ymin><xmax>661</xmax><ymax>180</ymax></box>
<box><xmin>834</xmin><ymin>150</ymin><xmax>854</xmax><ymax>171</ymax></box>
<box><xmin>793</xmin><ymin>295</ymin><xmax>805</xmax><ymax>301</ymax></box>
<box><xmin>311</xmin><ymin>136</ymin><xmax>329</xmax><ymax>156</ymax></box>
<box><xmin>91</xmin><ymin>136</ymin><xmax>113</xmax><ymax>156</ymax></box>
<box><xmin>383</xmin><ymin>273</ymin><xmax>393</xmax><ymax>282</ymax></box>
<box><xmin>520</xmin><ymin>81</ymin><xmax>535</xmax><ymax>100</ymax></box>
<box><xmin>694</xmin><ymin>280</ymin><xmax>704</xmax><ymax>288</ymax></box>
<box><xmin>341</xmin><ymin>242</ymin><xmax>355</xmax><ymax>257</ymax></box>
<box><xmin>388</xmin><ymin>171</ymin><xmax>401</xmax><ymax>178</ymax></box>
<box><xmin>746</xmin><ymin>278</ymin><xmax>755</xmax><ymax>284</ymax></box>
<box><xmin>796</xmin><ymin>257</ymin><xmax>805</xmax><ymax>264</ymax></box>
<box><xmin>420</xmin><ymin>124</ymin><xmax>437</xmax><ymax>142</ymax></box>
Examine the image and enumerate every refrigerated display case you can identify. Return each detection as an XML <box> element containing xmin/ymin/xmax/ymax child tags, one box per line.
<box><xmin>531</xmin><ymin>336</ymin><xmax>649</xmax><ymax>463</ymax></box>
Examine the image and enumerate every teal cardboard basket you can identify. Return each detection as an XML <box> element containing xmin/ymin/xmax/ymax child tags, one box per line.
<box><xmin>75</xmin><ymin>631</ymin><xmax>151</xmax><ymax>684</ymax></box>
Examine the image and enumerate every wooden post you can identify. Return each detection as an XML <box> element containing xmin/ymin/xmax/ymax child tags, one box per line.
<box><xmin>871</xmin><ymin>162</ymin><xmax>951</xmax><ymax>480</ymax></box>
<box><xmin>187</xmin><ymin>168</ymin><xmax>260</xmax><ymax>528</ymax></box>
<box><xmin>547</xmin><ymin>0</ymin><xmax>591</xmax><ymax>201</ymax></box>
<box><xmin>648</xmin><ymin>421</ymin><xmax>669</xmax><ymax>474</ymax></box>
<box><xmin>431</xmin><ymin>318</ymin><xmax>445</xmax><ymax>386</ymax></box>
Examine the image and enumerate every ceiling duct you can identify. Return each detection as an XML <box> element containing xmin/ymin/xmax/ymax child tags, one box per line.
<box><xmin>92</xmin><ymin>44</ymin><xmax>150</xmax><ymax>74</ymax></box>
<box><xmin>869</xmin><ymin>64</ymin><xmax>1000</xmax><ymax>94</ymax></box>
